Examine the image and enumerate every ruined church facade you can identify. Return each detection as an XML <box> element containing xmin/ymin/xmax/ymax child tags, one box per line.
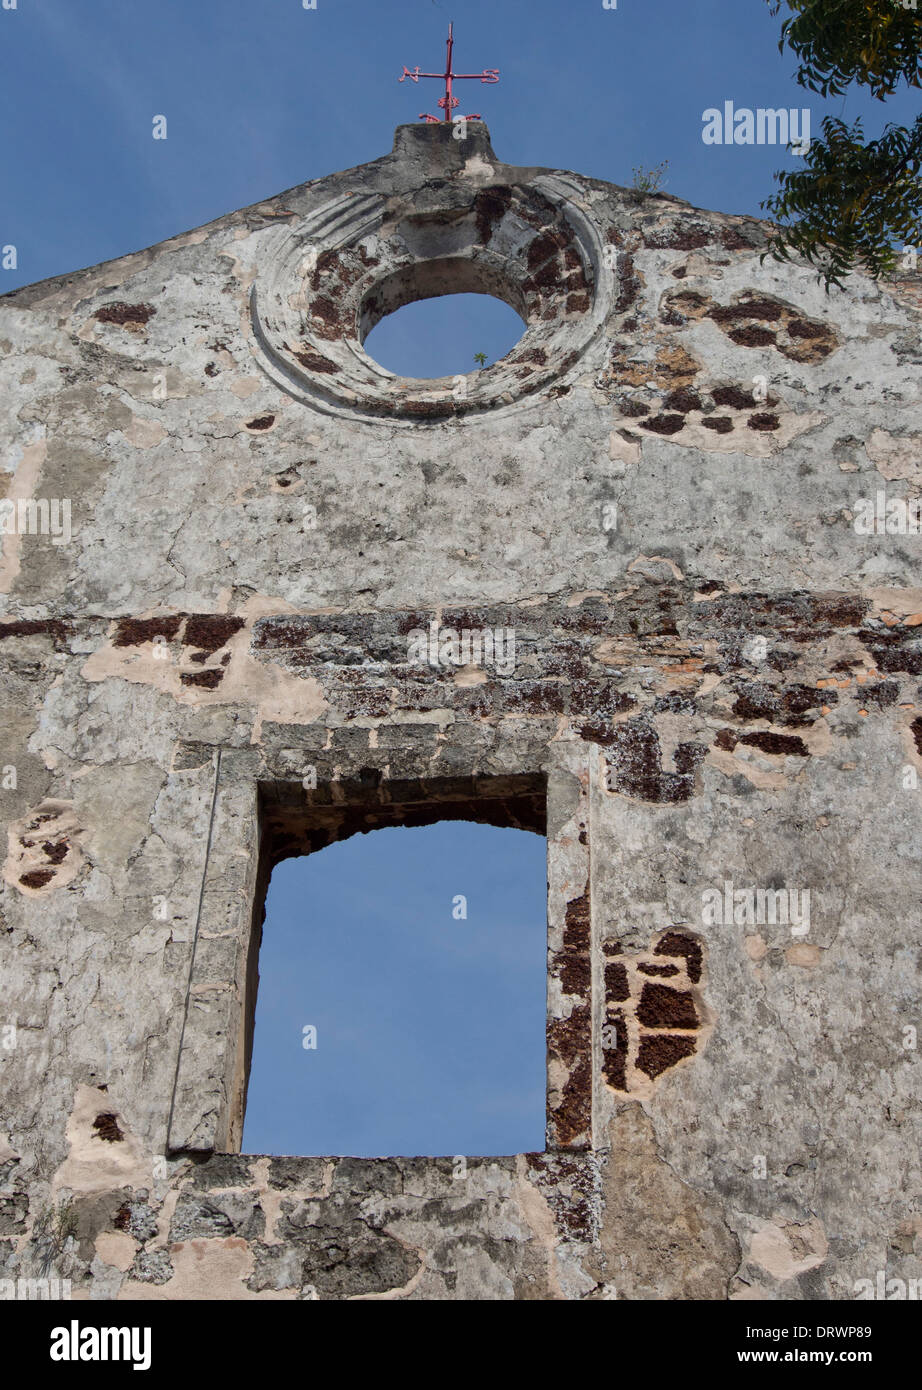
<box><xmin>0</xmin><ymin>122</ymin><xmax>919</xmax><ymax>1299</ymax></box>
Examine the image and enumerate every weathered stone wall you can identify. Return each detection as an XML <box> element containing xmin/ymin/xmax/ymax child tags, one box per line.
<box><xmin>0</xmin><ymin>121</ymin><xmax>919</xmax><ymax>1300</ymax></box>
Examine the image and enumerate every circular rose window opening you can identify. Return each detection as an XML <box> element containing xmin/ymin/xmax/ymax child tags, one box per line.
<box><xmin>249</xmin><ymin>177</ymin><xmax>610</xmax><ymax>422</ymax></box>
<box><xmin>363</xmin><ymin>292</ymin><xmax>527</xmax><ymax>379</ymax></box>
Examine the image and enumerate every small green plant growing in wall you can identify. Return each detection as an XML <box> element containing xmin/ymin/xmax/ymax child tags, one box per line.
<box><xmin>630</xmin><ymin>160</ymin><xmax>669</xmax><ymax>198</ymax></box>
<box><xmin>33</xmin><ymin>1197</ymin><xmax>78</xmax><ymax>1275</ymax></box>
<box><xmin>473</xmin><ymin>351</ymin><xmax>488</xmax><ymax>367</ymax></box>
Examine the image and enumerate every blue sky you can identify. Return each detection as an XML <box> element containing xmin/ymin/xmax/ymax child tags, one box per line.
<box><xmin>242</xmin><ymin>823</ymin><xmax>547</xmax><ymax>1157</ymax></box>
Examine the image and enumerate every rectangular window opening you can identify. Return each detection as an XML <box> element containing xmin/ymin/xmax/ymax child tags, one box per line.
<box><xmin>231</xmin><ymin>772</ymin><xmax>549</xmax><ymax>1160</ymax></box>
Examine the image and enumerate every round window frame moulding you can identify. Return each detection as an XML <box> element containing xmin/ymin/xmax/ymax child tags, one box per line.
<box><xmin>248</xmin><ymin>175</ymin><xmax>618</xmax><ymax>425</ymax></box>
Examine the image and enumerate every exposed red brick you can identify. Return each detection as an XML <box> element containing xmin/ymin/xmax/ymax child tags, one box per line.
<box><xmin>0</xmin><ymin>619</ymin><xmax>69</xmax><ymax>644</ymax></box>
<box><xmin>605</xmin><ymin>960</ymin><xmax>630</xmax><ymax>1002</ymax></box>
<box><xmin>636</xmin><ymin>983</ymin><xmax>699</xmax><ymax>1029</ymax></box>
<box><xmin>747</xmin><ymin>412</ymin><xmax>780</xmax><ymax>431</ymax></box>
<box><xmin>738</xmin><ymin>730</ymin><xmax>808</xmax><ymax>756</ymax></box>
<box><xmin>19</xmin><ymin>869</ymin><xmax>54</xmax><ymax>889</ymax></box>
<box><xmin>180</xmin><ymin>669</ymin><xmax>225</xmax><ymax>689</ymax></box>
<box><xmin>113</xmin><ymin>615</ymin><xmax>182</xmax><ymax>647</ymax></box>
<box><xmin>94</xmin><ymin>302</ymin><xmax>155</xmax><ymax>326</ymax></box>
<box><xmin>92</xmin><ymin>1112</ymin><xmax>124</xmax><ymax>1143</ymax></box>
<box><xmin>654</xmin><ymin>931</ymin><xmax>702</xmax><ymax>983</ymax></box>
<box><xmin>183</xmin><ymin>615</ymin><xmax>244</xmax><ymax>652</ymax></box>
<box><xmin>636</xmin><ymin>1034</ymin><xmax>697</xmax><ymax>1079</ymax></box>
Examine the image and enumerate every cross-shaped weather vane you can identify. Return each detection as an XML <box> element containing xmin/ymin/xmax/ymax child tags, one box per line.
<box><xmin>399</xmin><ymin>22</ymin><xmax>499</xmax><ymax>124</ymax></box>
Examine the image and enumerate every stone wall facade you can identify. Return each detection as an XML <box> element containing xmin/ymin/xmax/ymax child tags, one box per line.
<box><xmin>0</xmin><ymin>121</ymin><xmax>919</xmax><ymax>1300</ymax></box>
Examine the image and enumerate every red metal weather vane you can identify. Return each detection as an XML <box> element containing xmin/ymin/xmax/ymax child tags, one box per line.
<box><xmin>399</xmin><ymin>22</ymin><xmax>499</xmax><ymax>124</ymax></box>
